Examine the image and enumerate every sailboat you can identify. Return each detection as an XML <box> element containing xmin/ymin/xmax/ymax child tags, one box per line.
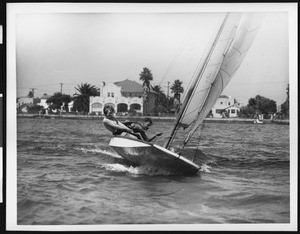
<box><xmin>109</xmin><ymin>12</ymin><xmax>264</xmax><ymax>175</ymax></box>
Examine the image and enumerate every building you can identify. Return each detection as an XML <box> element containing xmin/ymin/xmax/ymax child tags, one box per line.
<box><xmin>17</xmin><ymin>96</ymin><xmax>34</xmax><ymax>107</ymax></box>
<box><xmin>211</xmin><ymin>95</ymin><xmax>241</xmax><ymax>118</ymax></box>
<box><xmin>89</xmin><ymin>79</ymin><xmax>157</xmax><ymax>116</ymax></box>
<box><xmin>37</xmin><ymin>93</ymin><xmax>51</xmax><ymax>109</ymax></box>
<box><xmin>17</xmin><ymin>96</ymin><xmax>42</xmax><ymax>113</ymax></box>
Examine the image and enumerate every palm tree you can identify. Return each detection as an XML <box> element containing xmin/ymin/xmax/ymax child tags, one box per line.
<box><xmin>152</xmin><ymin>84</ymin><xmax>163</xmax><ymax>95</ymax></box>
<box><xmin>73</xmin><ymin>83</ymin><xmax>100</xmax><ymax>114</ymax></box>
<box><xmin>153</xmin><ymin>85</ymin><xmax>166</xmax><ymax>104</ymax></box>
<box><xmin>152</xmin><ymin>85</ymin><xmax>168</xmax><ymax>115</ymax></box>
<box><xmin>139</xmin><ymin>67</ymin><xmax>153</xmax><ymax>102</ymax></box>
<box><xmin>170</xmin><ymin>79</ymin><xmax>184</xmax><ymax>101</ymax></box>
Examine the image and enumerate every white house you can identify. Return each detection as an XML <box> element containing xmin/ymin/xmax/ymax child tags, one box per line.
<box><xmin>89</xmin><ymin>80</ymin><xmax>144</xmax><ymax>115</ymax></box>
<box><xmin>211</xmin><ymin>95</ymin><xmax>241</xmax><ymax>118</ymax></box>
<box><xmin>17</xmin><ymin>97</ymin><xmax>34</xmax><ymax>107</ymax></box>
<box><xmin>68</xmin><ymin>100</ymin><xmax>74</xmax><ymax>113</ymax></box>
<box><xmin>37</xmin><ymin>93</ymin><xmax>51</xmax><ymax>109</ymax></box>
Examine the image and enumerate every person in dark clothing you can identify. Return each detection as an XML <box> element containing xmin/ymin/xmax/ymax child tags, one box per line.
<box><xmin>123</xmin><ymin>118</ymin><xmax>163</xmax><ymax>142</ymax></box>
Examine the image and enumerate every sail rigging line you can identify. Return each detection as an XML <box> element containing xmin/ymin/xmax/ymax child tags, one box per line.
<box><xmin>180</xmin><ymin>14</ymin><xmax>229</xmax><ymax>104</ymax></box>
<box><xmin>159</xmin><ymin>15</ymin><xmax>203</xmax><ymax>86</ymax></box>
<box><xmin>164</xmin><ymin>13</ymin><xmax>230</xmax><ymax>150</ymax></box>
<box><xmin>192</xmin><ymin>123</ymin><xmax>205</xmax><ymax>162</ymax></box>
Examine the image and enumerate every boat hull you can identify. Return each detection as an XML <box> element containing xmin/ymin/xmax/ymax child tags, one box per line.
<box><xmin>109</xmin><ymin>137</ymin><xmax>200</xmax><ymax>175</ymax></box>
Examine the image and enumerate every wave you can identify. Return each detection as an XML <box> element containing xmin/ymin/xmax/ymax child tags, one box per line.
<box><xmin>74</xmin><ymin>146</ymin><xmax>122</xmax><ymax>158</ymax></box>
<box><xmin>102</xmin><ymin>163</ymin><xmax>180</xmax><ymax>176</ymax></box>
<box><xmin>199</xmin><ymin>163</ymin><xmax>212</xmax><ymax>173</ymax></box>
<box><xmin>102</xmin><ymin>162</ymin><xmax>211</xmax><ymax>176</ymax></box>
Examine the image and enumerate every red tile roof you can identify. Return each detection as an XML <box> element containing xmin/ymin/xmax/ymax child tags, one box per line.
<box><xmin>114</xmin><ymin>79</ymin><xmax>144</xmax><ymax>93</ymax></box>
<box><xmin>219</xmin><ymin>95</ymin><xmax>230</xmax><ymax>99</ymax></box>
<box><xmin>41</xmin><ymin>94</ymin><xmax>51</xmax><ymax>99</ymax></box>
<box><xmin>114</xmin><ymin>79</ymin><xmax>158</xmax><ymax>94</ymax></box>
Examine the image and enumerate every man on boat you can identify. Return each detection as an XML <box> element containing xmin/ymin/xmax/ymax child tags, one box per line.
<box><xmin>103</xmin><ymin>106</ymin><xmax>162</xmax><ymax>142</ymax></box>
<box><xmin>123</xmin><ymin>118</ymin><xmax>163</xmax><ymax>142</ymax></box>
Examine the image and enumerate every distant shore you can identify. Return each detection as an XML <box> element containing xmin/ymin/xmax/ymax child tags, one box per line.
<box><xmin>17</xmin><ymin>113</ymin><xmax>289</xmax><ymax>125</ymax></box>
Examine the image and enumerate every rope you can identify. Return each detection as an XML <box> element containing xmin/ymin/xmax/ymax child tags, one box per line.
<box><xmin>192</xmin><ymin>123</ymin><xmax>205</xmax><ymax>162</ymax></box>
<box><xmin>159</xmin><ymin>15</ymin><xmax>203</xmax><ymax>86</ymax></box>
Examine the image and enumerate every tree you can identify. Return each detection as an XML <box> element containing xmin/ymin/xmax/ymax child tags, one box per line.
<box><xmin>27</xmin><ymin>104</ymin><xmax>43</xmax><ymax>114</ymax></box>
<box><xmin>139</xmin><ymin>67</ymin><xmax>153</xmax><ymax>102</ymax></box>
<box><xmin>280</xmin><ymin>84</ymin><xmax>289</xmax><ymax>118</ymax></box>
<box><xmin>170</xmin><ymin>79</ymin><xmax>184</xmax><ymax>101</ymax></box>
<box><xmin>170</xmin><ymin>79</ymin><xmax>184</xmax><ymax>111</ymax></box>
<box><xmin>245</xmin><ymin>95</ymin><xmax>277</xmax><ymax>117</ymax></box>
<box><xmin>73</xmin><ymin>83</ymin><xmax>100</xmax><ymax>114</ymax></box>
<box><xmin>153</xmin><ymin>85</ymin><xmax>167</xmax><ymax>104</ymax></box>
<box><xmin>152</xmin><ymin>85</ymin><xmax>168</xmax><ymax>115</ymax></box>
<box><xmin>47</xmin><ymin>92</ymin><xmax>71</xmax><ymax>113</ymax></box>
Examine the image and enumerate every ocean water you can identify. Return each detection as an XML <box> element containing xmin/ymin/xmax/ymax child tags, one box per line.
<box><xmin>17</xmin><ymin>117</ymin><xmax>290</xmax><ymax>226</ymax></box>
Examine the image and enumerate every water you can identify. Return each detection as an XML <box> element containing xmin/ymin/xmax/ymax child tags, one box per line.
<box><xmin>17</xmin><ymin>117</ymin><xmax>290</xmax><ymax>225</ymax></box>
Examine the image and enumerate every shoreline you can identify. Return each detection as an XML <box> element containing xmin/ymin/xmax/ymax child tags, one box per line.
<box><xmin>17</xmin><ymin>113</ymin><xmax>290</xmax><ymax>125</ymax></box>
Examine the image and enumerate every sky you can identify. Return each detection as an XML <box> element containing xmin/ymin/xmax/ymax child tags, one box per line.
<box><xmin>13</xmin><ymin>3</ymin><xmax>294</xmax><ymax>106</ymax></box>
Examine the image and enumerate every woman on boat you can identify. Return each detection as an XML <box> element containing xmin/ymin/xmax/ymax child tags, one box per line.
<box><xmin>102</xmin><ymin>106</ymin><xmax>139</xmax><ymax>139</ymax></box>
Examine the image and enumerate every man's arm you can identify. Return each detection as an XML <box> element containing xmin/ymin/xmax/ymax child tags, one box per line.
<box><xmin>132</xmin><ymin>125</ymin><xmax>163</xmax><ymax>142</ymax></box>
<box><xmin>147</xmin><ymin>132</ymin><xmax>163</xmax><ymax>142</ymax></box>
<box><xmin>137</xmin><ymin>128</ymin><xmax>148</xmax><ymax>141</ymax></box>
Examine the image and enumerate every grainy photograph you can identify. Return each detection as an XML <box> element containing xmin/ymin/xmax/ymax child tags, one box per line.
<box><xmin>6</xmin><ymin>2</ymin><xmax>297</xmax><ymax>231</ymax></box>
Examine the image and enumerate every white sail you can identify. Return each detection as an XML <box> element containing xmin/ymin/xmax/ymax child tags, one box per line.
<box><xmin>164</xmin><ymin>12</ymin><xmax>264</xmax><ymax>149</ymax></box>
<box><xmin>182</xmin><ymin>12</ymin><xmax>265</xmax><ymax>145</ymax></box>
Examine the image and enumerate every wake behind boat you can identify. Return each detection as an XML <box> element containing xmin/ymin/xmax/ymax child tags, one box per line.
<box><xmin>106</xmin><ymin>12</ymin><xmax>264</xmax><ymax>175</ymax></box>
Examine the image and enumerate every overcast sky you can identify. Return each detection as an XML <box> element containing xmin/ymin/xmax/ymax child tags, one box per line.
<box><xmin>13</xmin><ymin>3</ymin><xmax>295</xmax><ymax>105</ymax></box>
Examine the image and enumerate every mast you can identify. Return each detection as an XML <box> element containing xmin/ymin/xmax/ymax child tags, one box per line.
<box><xmin>164</xmin><ymin>13</ymin><xmax>230</xmax><ymax>150</ymax></box>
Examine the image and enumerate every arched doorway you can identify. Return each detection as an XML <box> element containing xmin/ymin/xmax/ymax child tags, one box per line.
<box><xmin>91</xmin><ymin>102</ymin><xmax>102</xmax><ymax>114</ymax></box>
<box><xmin>117</xmin><ymin>103</ymin><xmax>128</xmax><ymax>113</ymax></box>
<box><xmin>104</xmin><ymin>103</ymin><xmax>115</xmax><ymax>111</ymax></box>
<box><xmin>129</xmin><ymin>103</ymin><xmax>142</xmax><ymax>116</ymax></box>
<box><xmin>130</xmin><ymin>103</ymin><xmax>141</xmax><ymax>111</ymax></box>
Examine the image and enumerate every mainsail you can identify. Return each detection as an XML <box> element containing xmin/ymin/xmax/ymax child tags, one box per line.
<box><xmin>165</xmin><ymin>12</ymin><xmax>265</xmax><ymax>149</ymax></box>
